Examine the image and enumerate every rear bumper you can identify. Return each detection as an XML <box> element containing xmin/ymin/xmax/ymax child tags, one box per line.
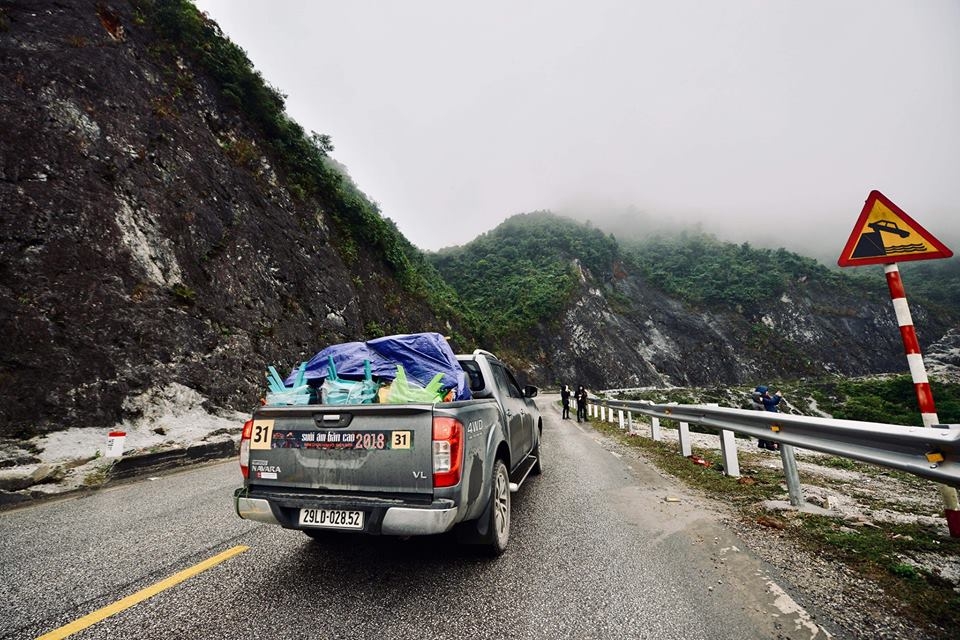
<box><xmin>234</xmin><ymin>489</ymin><xmax>459</xmax><ymax>536</ymax></box>
<box><xmin>235</xmin><ymin>496</ymin><xmax>282</xmax><ymax>525</ymax></box>
<box><xmin>380</xmin><ymin>505</ymin><xmax>459</xmax><ymax>535</ymax></box>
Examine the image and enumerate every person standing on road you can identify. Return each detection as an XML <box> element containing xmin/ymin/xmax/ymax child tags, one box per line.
<box><xmin>560</xmin><ymin>384</ymin><xmax>571</xmax><ymax>419</ymax></box>
<box><xmin>753</xmin><ymin>385</ymin><xmax>782</xmax><ymax>451</ymax></box>
<box><xmin>575</xmin><ymin>385</ymin><xmax>588</xmax><ymax>422</ymax></box>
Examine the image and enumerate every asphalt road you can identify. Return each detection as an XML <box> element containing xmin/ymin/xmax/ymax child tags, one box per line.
<box><xmin>0</xmin><ymin>396</ymin><xmax>834</xmax><ymax>639</ymax></box>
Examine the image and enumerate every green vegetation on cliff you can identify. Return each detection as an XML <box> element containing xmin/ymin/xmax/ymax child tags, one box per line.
<box><xmin>808</xmin><ymin>375</ymin><xmax>960</xmax><ymax>425</ymax></box>
<box><xmin>429</xmin><ymin>212</ymin><xmax>618</xmax><ymax>342</ymax></box>
<box><xmin>621</xmin><ymin>231</ymin><xmax>846</xmax><ymax>308</ymax></box>
<box><xmin>889</xmin><ymin>259</ymin><xmax>960</xmax><ymax>314</ymax></box>
<box><xmin>621</xmin><ymin>230</ymin><xmax>958</xmax><ymax>314</ymax></box>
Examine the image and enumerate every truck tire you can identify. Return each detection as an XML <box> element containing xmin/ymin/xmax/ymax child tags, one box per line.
<box><xmin>482</xmin><ymin>458</ymin><xmax>511</xmax><ymax>555</ymax></box>
<box><xmin>531</xmin><ymin>429</ymin><xmax>543</xmax><ymax>476</ymax></box>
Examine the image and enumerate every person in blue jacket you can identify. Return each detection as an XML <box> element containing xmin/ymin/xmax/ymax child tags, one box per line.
<box><xmin>752</xmin><ymin>385</ymin><xmax>783</xmax><ymax>451</ymax></box>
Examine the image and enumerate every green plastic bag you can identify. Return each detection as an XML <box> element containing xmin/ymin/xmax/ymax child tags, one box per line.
<box><xmin>386</xmin><ymin>365</ymin><xmax>446</xmax><ymax>404</ymax></box>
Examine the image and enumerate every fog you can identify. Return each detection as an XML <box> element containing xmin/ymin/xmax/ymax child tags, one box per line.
<box><xmin>192</xmin><ymin>0</ymin><xmax>959</xmax><ymax>262</ymax></box>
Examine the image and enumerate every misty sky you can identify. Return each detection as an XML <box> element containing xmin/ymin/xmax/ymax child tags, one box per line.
<box><xmin>192</xmin><ymin>1</ymin><xmax>959</xmax><ymax>260</ymax></box>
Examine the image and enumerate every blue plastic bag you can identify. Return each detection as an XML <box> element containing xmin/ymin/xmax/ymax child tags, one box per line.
<box><xmin>264</xmin><ymin>362</ymin><xmax>313</xmax><ymax>405</ymax></box>
<box><xmin>288</xmin><ymin>333</ymin><xmax>471</xmax><ymax>401</ymax></box>
<box><xmin>265</xmin><ymin>386</ymin><xmax>313</xmax><ymax>406</ymax></box>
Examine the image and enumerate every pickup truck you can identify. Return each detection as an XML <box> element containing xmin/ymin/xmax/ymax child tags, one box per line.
<box><xmin>234</xmin><ymin>349</ymin><xmax>543</xmax><ymax>555</ymax></box>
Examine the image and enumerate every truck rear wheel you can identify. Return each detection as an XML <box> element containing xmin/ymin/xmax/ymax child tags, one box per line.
<box><xmin>483</xmin><ymin>459</ymin><xmax>511</xmax><ymax>555</ymax></box>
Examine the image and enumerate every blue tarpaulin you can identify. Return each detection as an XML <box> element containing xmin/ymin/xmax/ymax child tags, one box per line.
<box><xmin>285</xmin><ymin>332</ymin><xmax>471</xmax><ymax>400</ymax></box>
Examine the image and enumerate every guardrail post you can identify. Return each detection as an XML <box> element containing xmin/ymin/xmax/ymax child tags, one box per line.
<box><xmin>608</xmin><ymin>408</ymin><xmax>615</xmax><ymax>424</ymax></box>
<box><xmin>627</xmin><ymin>411</ymin><xmax>634</xmax><ymax>434</ymax></box>
<box><xmin>600</xmin><ymin>406</ymin><xmax>606</xmax><ymax>422</ymax></box>
<box><xmin>651</xmin><ymin>416</ymin><xmax>662</xmax><ymax>441</ymax></box>
<box><xmin>780</xmin><ymin>444</ymin><xmax>803</xmax><ymax>506</ymax></box>
<box><xmin>618</xmin><ymin>410</ymin><xmax>624</xmax><ymax>429</ymax></box>
<box><xmin>678</xmin><ymin>421</ymin><xmax>692</xmax><ymax>457</ymax></box>
<box><xmin>719</xmin><ymin>430</ymin><xmax>740</xmax><ymax>478</ymax></box>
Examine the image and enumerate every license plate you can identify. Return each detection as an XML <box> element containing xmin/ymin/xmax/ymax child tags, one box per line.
<box><xmin>299</xmin><ymin>508</ymin><xmax>364</xmax><ymax>529</ymax></box>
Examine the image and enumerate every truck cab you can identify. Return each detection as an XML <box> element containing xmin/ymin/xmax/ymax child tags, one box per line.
<box><xmin>458</xmin><ymin>350</ymin><xmax>541</xmax><ymax>476</ymax></box>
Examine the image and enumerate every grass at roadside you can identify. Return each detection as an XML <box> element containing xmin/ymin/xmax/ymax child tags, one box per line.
<box><xmin>799</xmin><ymin>515</ymin><xmax>960</xmax><ymax>631</ymax></box>
<box><xmin>588</xmin><ymin>418</ymin><xmax>960</xmax><ymax>637</ymax></box>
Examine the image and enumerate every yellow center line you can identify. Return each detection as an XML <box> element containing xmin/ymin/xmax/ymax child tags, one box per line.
<box><xmin>36</xmin><ymin>545</ymin><xmax>250</xmax><ymax>640</ymax></box>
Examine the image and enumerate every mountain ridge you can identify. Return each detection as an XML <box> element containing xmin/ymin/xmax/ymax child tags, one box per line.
<box><xmin>429</xmin><ymin>211</ymin><xmax>959</xmax><ymax>390</ymax></box>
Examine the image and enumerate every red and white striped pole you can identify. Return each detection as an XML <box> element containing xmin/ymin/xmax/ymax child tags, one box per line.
<box><xmin>885</xmin><ymin>263</ymin><xmax>960</xmax><ymax>536</ymax></box>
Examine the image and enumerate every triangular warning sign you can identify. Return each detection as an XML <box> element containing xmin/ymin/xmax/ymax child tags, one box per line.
<box><xmin>838</xmin><ymin>190</ymin><xmax>953</xmax><ymax>267</ymax></box>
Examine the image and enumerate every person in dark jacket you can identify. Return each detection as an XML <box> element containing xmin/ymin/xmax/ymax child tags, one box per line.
<box><xmin>575</xmin><ymin>385</ymin><xmax>588</xmax><ymax>422</ymax></box>
<box><xmin>752</xmin><ymin>385</ymin><xmax>782</xmax><ymax>451</ymax></box>
<box><xmin>560</xmin><ymin>384</ymin><xmax>571</xmax><ymax>419</ymax></box>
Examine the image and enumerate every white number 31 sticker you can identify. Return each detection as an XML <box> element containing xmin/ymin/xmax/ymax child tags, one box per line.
<box><xmin>391</xmin><ymin>431</ymin><xmax>412</xmax><ymax>449</ymax></box>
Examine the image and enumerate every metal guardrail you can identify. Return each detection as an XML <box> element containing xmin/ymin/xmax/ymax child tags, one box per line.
<box><xmin>588</xmin><ymin>398</ymin><xmax>960</xmax><ymax>489</ymax></box>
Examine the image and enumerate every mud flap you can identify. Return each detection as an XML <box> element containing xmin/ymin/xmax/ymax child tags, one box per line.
<box><xmin>455</xmin><ymin>481</ymin><xmax>494</xmax><ymax>544</ymax></box>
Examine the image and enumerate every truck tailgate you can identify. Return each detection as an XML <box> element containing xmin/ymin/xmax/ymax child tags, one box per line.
<box><xmin>247</xmin><ymin>404</ymin><xmax>435</xmax><ymax>496</ymax></box>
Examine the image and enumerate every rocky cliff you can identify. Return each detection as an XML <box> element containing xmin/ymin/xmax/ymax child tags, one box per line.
<box><xmin>528</xmin><ymin>257</ymin><xmax>957</xmax><ymax>390</ymax></box>
<box><xmin>0</xmin><ymin>0</ymin><xmax>461</xmax><ymax>438</ymax></box>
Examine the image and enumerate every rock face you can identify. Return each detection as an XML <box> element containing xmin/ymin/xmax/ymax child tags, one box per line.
<box><xmin>0</xmin><ymin>1</ymin><xmax>453</xmax><ymax>438</ymax></box>
<box><xmin>527</xmin><ymin>259</ymin><xmax>956</xmax><ymax>390</ymax></box>
<box><xmin>927</xmin><ymin>329</ymin><xmax>960</xmax><ymax>381</ymax></box>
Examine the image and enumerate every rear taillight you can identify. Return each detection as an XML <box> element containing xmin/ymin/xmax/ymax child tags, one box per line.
<box><xmin>432</xmin><ymin>417</ymin><xmax>463</xmax><ymax>488</ymax></box>
<box><xmin>239</xmin><ymin>419</ymin><xmax>253</xmax><ymax>479</ymax></box>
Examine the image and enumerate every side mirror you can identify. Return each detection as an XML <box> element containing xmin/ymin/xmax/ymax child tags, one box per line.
<box><xmin>523</xmin><ymin>385</ymin><xmax>539</xmax><ymax>398</ymax></box>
